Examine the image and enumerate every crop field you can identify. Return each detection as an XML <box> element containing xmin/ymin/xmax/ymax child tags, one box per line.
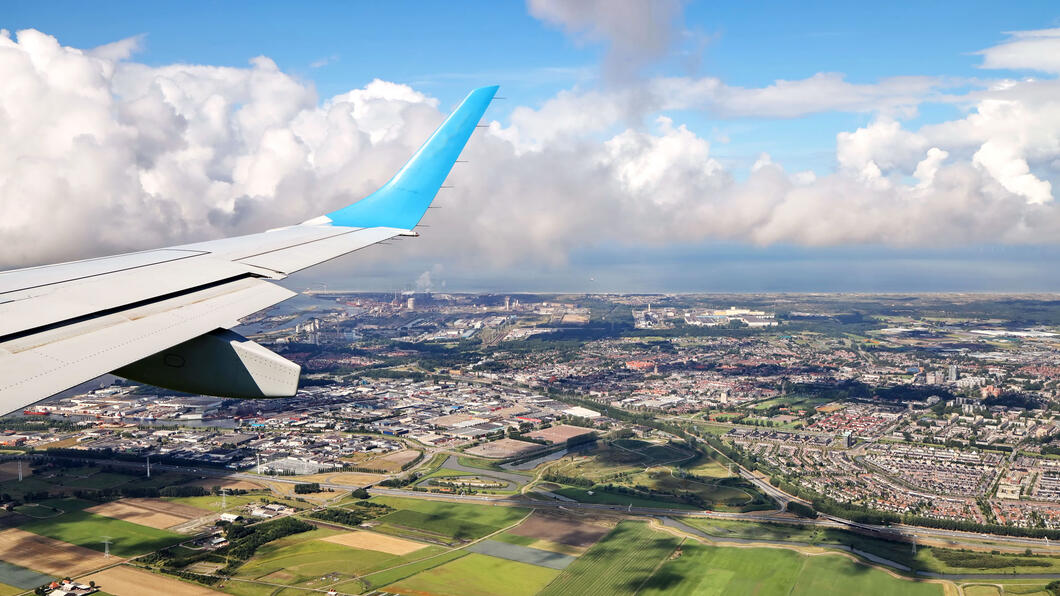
<box><xmin>360</xmin><ymin>549</ymin><xmax>467</xmax><ymax>589</ymax></box>
<box><xmin>15</xmin><ymin>497</ymin><xmax>183</xmax><ymax>557</ymax></box>
<box><xmin>538</xmin><ymin>521</ymin><xmax>679</xmax><ymax>596</ymax></box>
<box><xmin>962</xmin><ymin>588</ymin><xmax>1001</xmax><ymax>596</ymax></box>
<box><xmin>86</xmin><ymin>498</ymin><xmax>208</xmax><ymax>529</ymax></box>
<box><xmin>465</xmin><ymin>539</ymin><xmax>576</xmax><ymax>569</ymax></box>
<box><xmin>0</xmin><ymin>527</ymin><xmax>109</xmax><ymax>575</ymax></box>
<box><xmin>679</xmin><ymin>518</ymin><xmax>1060</xmax><ymax>575</ymax></box>
<box><xmin>232</xmin><ymin>527</ymin><xmax>447</xmax><ymax>587</ymax></box>
<box><xmin>506</xmin><ymin>512</ymin><xmax>610</xmax><ymax>548</ymax></box>
<box><xmin>83</xmin><ymin>565</ymin><xmax>224</xmax><ymax>596</ymax></box>
<box><xmin>185</xmin><ymin>477</ymin><xmax>265</xmax><ymax>491</ymax></box>
<box><xmin>385</xmin><ymin>552</ymin><xmax>560</xmax><ymax>596</ymax></box>
<box><xmin>371</xmin><ymin>496</ymin><xmax>528</xmax><ymax>541</ymax></box>
<box><xmin>165</xmin><ymin>493</ymin><xmax>301</xmax><ymax>513</ymax></box>
<box><xmin>0</xmin><ymin>559</ymin><xmax>53</xmax><ymax>590</ymax></box>
<box><xmin>320</xmin><ymin>530</ymin><xmax>427</xmax><ymax>555</ymax></box>
<box><xmin>638</xmin><ymin>543</ymin><xmax>944</xmax><ymax>596</ymax></box>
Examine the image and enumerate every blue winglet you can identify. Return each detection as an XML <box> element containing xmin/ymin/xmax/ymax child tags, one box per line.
<box><xmin>324</xmin><ymin>85</ymin><xmax>499</xmax><ymax>229</ymax></box>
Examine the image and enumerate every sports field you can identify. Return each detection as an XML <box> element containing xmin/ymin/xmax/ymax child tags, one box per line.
<box><xmin>385</xmin><ymin>552</ymin><xmax>560</xmax><ymax>596</ymax></box>
<box><xmin>15</xmin><ymin>497</ymin><xmax>183</xmax><ymax>557</ymax></box>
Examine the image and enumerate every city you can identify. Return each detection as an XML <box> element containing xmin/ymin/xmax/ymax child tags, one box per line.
<box><xmin>8</xmin><ymin>293</ymin><xmax>1060</xmax><ymax>594</ymax></box>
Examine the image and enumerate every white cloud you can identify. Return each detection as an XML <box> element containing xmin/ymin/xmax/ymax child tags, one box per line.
<box><xmin>3</xmin><ymin>28</ymin><xmax>1060</xmax><ymax>279</ymax></box>
<box><xmin>527</xmin><ymin>0</ymin><xmax>684</xmax><ymax>81</ymax></box>
<box><xmin>976</xmin><ymin>28</ymin><xmax>1060</xmax><ymax>74</ymax></box>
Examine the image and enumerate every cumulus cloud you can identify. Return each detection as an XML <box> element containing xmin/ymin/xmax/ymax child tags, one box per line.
<box><xmin>2</xmin><ymin>28</ymin><xmax>1060</xmax><ymax>279</ymax></box>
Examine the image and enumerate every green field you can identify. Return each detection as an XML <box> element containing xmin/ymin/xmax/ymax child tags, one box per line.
<box><xmin>361</xmin><ymin>549</ymin><xmax>467</xmax><ymax>589</ymax></box>
<box><xmin>13</xmin><ymin>502</ymin><xmax>63</xmax><ymax>518</ymax></box>
<box><xmin>546</xmin><ymin>442</ymin><xmax>766</xmax><ymax>510</ymax></box>
<box><xmin>638</xmin><ymin>543</ymin><xmax>944</xmax><ymax>595</ymax></box>
<box><xmin>371</xmin><ymin>496</ymin><xmax>528</xmax><ymax>541</ymax></box>
<box><xmin>751</xmin><ymin>395</ymin><xmax>832</xmax><ymax>411</ymax></box>
<box><xmin>16</xmin><ymin>498</ymin><xmax>183</xmax><ymax>557</ymax></box>
<box><xmin>425</xmin><ymin>467</ymin><xmax>479</xmax><ymax>478</ymax></box>
<box><xmin>679</xmin><ymin>517</ymin><xmax>1060</xmax><ymax>575</ymax></box>
<box><xmin>166</xmin><ymin>492</ymin><xmax>302</xmax><ymax>513</ymax></box>
<box><xmin>232</xmin><ymin>527</ymin><xmax>447</xmax><ymax>587</ymax></box>
<box><xmin>551</xmin><ymin>486</ymin><xmax>699</xmax><ymax>509</ymax></box>
<box><xmin>386</xmin><ymin>552</ymin><xmax>559</xmax><ymax>596</ymax></box>
<box><xmin>539</xmin><ymin>521</ymin><xmax>679</xmax><ymax>596</ymax></box>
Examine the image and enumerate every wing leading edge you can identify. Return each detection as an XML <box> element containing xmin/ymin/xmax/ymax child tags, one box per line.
<box><xmin>0</xmin><ymin>85</ymin><xmax>498</xmax><ymax>414</ymax></box>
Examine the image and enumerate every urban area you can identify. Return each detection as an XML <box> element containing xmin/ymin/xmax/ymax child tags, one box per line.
<box><xmin>7</xmin><ymin>292</ymin><xmax>1060</xmax><ymax>595</ymax></box>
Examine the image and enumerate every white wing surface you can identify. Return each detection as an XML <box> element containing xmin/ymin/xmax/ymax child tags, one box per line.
<box><xmin>0</xmin><ymin>85</ymin><xmax>499</xmax><ymax>415</ymax></box>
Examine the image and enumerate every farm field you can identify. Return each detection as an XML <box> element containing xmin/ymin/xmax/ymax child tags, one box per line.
<box><xmin>538</xmin><ymin>521</ymin><xmax>679</xmax><ymax>596</ymax></box>
<box><xmin>384</xmin><ymin>552</ymin><xmax>559</xmax><ymax>596</ymax></box>
<box><xmin>0</xmin><ymin>527</ymin><xmax>109</xmax><ymax>576</ymax></box>
<box><xmin>82</xmin><ymin>565</ymin><xmax>224</xmax><ymax>596</ymax></box>
<box><xmin>166</xmin><ymin>493</ymin><xmax>302</xmax><ymax>513</ymax></box>
<box><xmin>505</xmin><ymin>512</ymin><xmax>610</xmax><ymax>550</ymax></box>
<box><xmin>15</xmin><ymin>497</ymin><xmax>183</xmax><ymax>557</ymax></box>
<box><xmin>232</xmin><ymin>527</ymin><xmax>447</xmax><ymax>587</ymax></box>
<box><xmin>638</xmin><ymin>543</ymin><xmax>945</xmax><ymax>595</ymax></box>
<box><xmin>465</xmin><ymin>539</ymin><xmax>575</xmax><ymax>570</ymax></box>
<box><xmin>185</xmin><ymin>477</ymin><xmax>265</xmax><ymax>491</ymax></box>
<box><xmin>320</xmin><ymin>530</ymin><xmax>427</xmax><ymax>555</ymax></box>
<box><xmin>679</xmin><ymin>517</ymin><xmax>1060</xmax><ymax>575</ymax></box>
<box><xmin>371</xmin><ymin>496</ymin><xmax>529</xmax><ymax>542</ymax></box>
<box><xmin>359</xmin><ymin>549</ymin><xmax>467</xmax><ymax>590</ymax></box>
<box><xmin>86</xmin><ymin>498</ymin><xmax>209</xmax><ymax>529</ymax></box>
<box><xmin>0</xmin><ymin>559</ymin><xmax>54</xmax><ymax>591</ymax></box>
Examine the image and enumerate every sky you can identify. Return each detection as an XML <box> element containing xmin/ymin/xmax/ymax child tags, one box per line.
<box><xmin>3</xmin><ymin>1</ymin><xmax>1060</xmax><ymax>292</ymax></box>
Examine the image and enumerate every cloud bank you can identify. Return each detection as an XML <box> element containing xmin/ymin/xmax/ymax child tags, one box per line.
<box><xmin>1</xmin><ymin>27</ymin><xmax>1060</xmax><ymax>279</ymax></box>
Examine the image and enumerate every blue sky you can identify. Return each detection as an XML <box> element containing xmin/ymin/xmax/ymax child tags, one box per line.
<box><xmin>5</xmin><ymin>0</ymin><xmax>1018</xmax><ymax>176</ymax></box>
<box><xmin>4</xmin><ymin>1</ymin><xmax>1060</xmax><ymax>291</ymax></box>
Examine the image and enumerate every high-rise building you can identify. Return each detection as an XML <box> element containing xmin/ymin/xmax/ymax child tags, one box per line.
<box><xmin>947</xmin><ymin>364</ymin><xmax>958</xmax><ymax>382</ymax></box>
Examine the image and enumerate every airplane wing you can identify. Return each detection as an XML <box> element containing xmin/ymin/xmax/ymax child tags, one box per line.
<box><xmin>0</xmin><ymin>85</ymin><xmax>499</xmax><ymax>415</ymax></box>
